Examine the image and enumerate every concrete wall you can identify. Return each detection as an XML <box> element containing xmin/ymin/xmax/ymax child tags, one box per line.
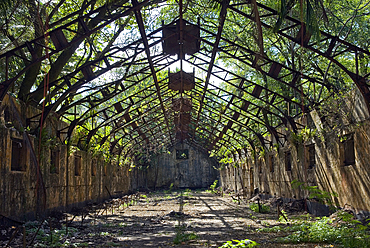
<box><xmin>132</xmin><ymin>142</ymin><xmax>219</xmax><ymax>190</ymax></box>
<box><xmin>0</xmin><ymin>95</ymin><xmax>132</xmax><ymax>221</ymax></box>
<box><xmin>0</xmin><ymin>95</ymin><xmax>219</xmax><ymax>220</ymax></box>
<box><xmin>220</xmin><ymin>89</ymin><xmax>370</xmax><ymax>213</ymax></box>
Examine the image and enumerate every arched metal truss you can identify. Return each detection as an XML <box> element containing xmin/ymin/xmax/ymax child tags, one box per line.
<box><xmin>0</xmin><ymin>0</ymin><xmax>369</xmax><ymax>162</ymax></box>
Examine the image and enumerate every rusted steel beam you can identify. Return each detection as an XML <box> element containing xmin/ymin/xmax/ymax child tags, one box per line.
<box><xmin>206</xmin><ymin>79</ymin><xmax>244</xmax><ymax>147</ymax></box>
<box><xmin>228</xmin><ymin>2</ymin><xmax>370</xmax><ymax>111</ymax></box>
<box><xmin>189</xmin><ymin>95</ymin><xmax>272</xmax><ymax>149</ymax></box>
<box><xmin>83</xmin><ymin>89</ymin><xmax>173</xmax><ymax>146</ymax></box>
<box><xmin>0</xmin><ymin>0</ymin><xmax>150</xmax><ymax>101</ymax></box>
<box><xmin>107</xmin><ymin>116</ymin><xmax>168</xmax><ymax>151</ymax></box>
<box><xmin>198</xmin><ymin>39</ymin><xmax>313</xmax><ymax>107</ymax></box>
<box><xmin>87</xmin><ymin>87</ymin><xmax>173</xmax><ymax>140</ymax></box>
<box><xmin>120</xmin><ymin>119</ymin><xmax>173</xmax><ymax>155</ymax></box>
<box><xmin>133</xmin><ymin>0</ymin><xmax>173</xmax><ymax>145</ymax></box>
<box><xmin>194</xmin><ymin>0</ymin><xmax>230</xmax><ymax>127</ymax></box>
<box><xmin>190</xmin><ymin>91</ymin><xmax>284</xmax><ymax>143</ymax></box>
<box><xmin>191</xmin><ymin>79</ymin><xmax>293</xmax><ymax>133</ymax></box>
<box><xmin>195</xmin><ymin>23</ymin><xmax>323</xmax><ymax>95</ymax></box>
<box><xmin>194</xmin><ymin>121</ymin><xmax>241</xmax><ymax>153</ymax></box>
<box><xmin>43</xmin><ymin>43</ymin><xmax>171</xmax><ymax>112</ymax></box>
<box><xmin>188</xmin><ymin>52</ymin><xmax>308</xmax><ymax>117</ymax></box>
<box><xmin>123</xmin><ymin>112</ymin><xmax>149</xmax><ymax>144</ymax></box>
<box><xmin>35</xmin><ymin>51</ymin><xmax>174</xmax><ymax>131</ymax></box>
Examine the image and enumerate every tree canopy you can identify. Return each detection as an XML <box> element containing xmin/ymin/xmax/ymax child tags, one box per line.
<box><xmin>0</xmin><ymin>0</ymin><xmax>369</xmax><ymax>165</ymax></box>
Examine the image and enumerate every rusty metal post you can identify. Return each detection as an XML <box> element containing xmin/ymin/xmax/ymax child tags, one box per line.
<box><xmin>23</xmin><ymin>226</ymin><xmax>26</xmax><ymax>248</ymax></box>
<box><xmin>49</xmin><ymin>218</ymin><xmax>53</xmax><ymax>245</ymax></box>
<box><xmin>5</xmin><ymin>226</ymin><xmax>20</xmax><ymax>248</ymax></box>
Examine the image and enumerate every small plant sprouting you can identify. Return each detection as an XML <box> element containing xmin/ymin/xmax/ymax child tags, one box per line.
<box><xmin>219</xmin><ymin>238</ymin><xmax>259</xmax><ymax>247</ymax></box>
<box><xmin>173</xmin><ymin>226</ymin><xmax>198</xmax><ymax>245</ymax></box>
<box><xmin>207</xmin><ymin>180</ymin><xmax>220</xmax><ymax>194</ymax></box>
<box><xmin>278</xmin><ymin>210</ymin><xmax>288</xmax><ymax>223</ymax></box>
<box><xmin>164</xmin><ymin>183</ymin><xmax>174</xmax><ymax>194</ymax></box>
<box><xmin>249</xmin><ymin>202</ymin><xmax>270</xmax><ymax>213</ymax></box>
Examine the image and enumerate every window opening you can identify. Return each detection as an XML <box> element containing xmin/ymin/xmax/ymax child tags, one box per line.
<box><xmin>50</xmin><ymin>149</ymin><xmax>60</xmax><ymax>174</ymax></box>
<box><xmin>11</xmin><ymin>138</ymin><xmax>26</xmax><ymax>171</ymax></box>
<box><xmin>258</xmin><ymin>159</ymin><xmax>262</xmax><ymax>174</ymax></box>
<box><xmin>285</xmin><ymin>151</ymin><xmax>291</xmax><ymax>171</ymax></box>
<box><xmin>3</xmin><ymin>107</ymin><xmax>11</xmax><ymax>123</ymax></box>
<box><xmin>269</xmin><ymin>154</ymin><xmax>274</xmax><ymax>172</ymax></box>
<box><xmin>103</xmin><ymin>164</ymin><xmax>107</xmax><ymax>176</ymax></box>
<box><xmin>91</xmin><ymin>159</ymin><xmax>97</xmax><ymax>176</ymax></box>
<box><xmin>176</xmin><ymin>149</ymin><xmax>189</xmax><ymax>159</ymax></box>
<box><xmin>342</xmin><ymin>134</ymin><xmax>355</xmax><ymax>166</ymax></box>
<box><xmin>112</xmin><ymin>163</ymin><xmax>116</xmax><ymax>177</ymax></box>
<box><xmin>75</xmin><ymin>155</ymin><xmax>82</xmax><ymax>176</ymax></box>
<box><xmin>307</xmin><ymin>144</ymin><xmax>315</xmax><ymax>169</ymax></box>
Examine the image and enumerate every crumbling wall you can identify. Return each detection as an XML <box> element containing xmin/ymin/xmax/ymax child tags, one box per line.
<box><xmin>220</xmin><ymin>89</ymin><xmax>370</xmax><ymax>213</ymax></box>
<box><xmin>0</xmin><ymin>95</ymin><xmax>132</xmax><ymax>221</ymax></box>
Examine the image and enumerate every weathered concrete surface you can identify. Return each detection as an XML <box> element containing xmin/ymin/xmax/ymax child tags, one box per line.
<box><xmin>0</xmin><ymin>95</ymin><xmax>132</xmax><ymax>221</ymax></box>
<box><xmin>132</xmin><ymin>142</ymin><xmax>219</xmax><ymax>190</ymax></box>
<box><xmin>0</xmin><ymin>95</ymin><xmax>219</xmax><ymax>220</ymax></box>
<box><xmin>220</xmin><ymin>89</ymin><xmax>370</xmax><ymax>213</ymax></box>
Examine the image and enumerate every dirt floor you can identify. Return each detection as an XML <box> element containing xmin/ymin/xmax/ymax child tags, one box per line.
<box><xmin>2</xmin><ymin>190</ymin><xmax>335</xmax><ymax>247</ymax></box>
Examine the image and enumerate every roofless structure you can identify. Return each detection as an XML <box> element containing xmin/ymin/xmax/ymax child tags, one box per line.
<box><xmin>1</xmin><ymin>0</ymin><xmax>370</xmax><ymax>223</ymax></box>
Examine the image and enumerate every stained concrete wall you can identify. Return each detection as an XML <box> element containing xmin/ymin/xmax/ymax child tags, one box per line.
<box><xmin>0</xmin><ymin>95</ymin><xmax>132</xmax><ymax>221</ymax></box>
<box><xmin>0</xmin><ymin>95</ymin><xmax>219</xmax><ymax>221</ymax></box>
<box><xmin>220</xmin><ymin>89</ymin><xmax>370</xmax><ymax>213</ymax></box>
<box><xmin>132</xmin><ymin>142</ymin><xmax>219</xmax><ymax>190</ymax></box>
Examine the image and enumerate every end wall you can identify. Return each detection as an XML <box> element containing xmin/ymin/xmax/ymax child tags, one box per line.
<box><xmin>132</xmin><ymin>142</ymin><xmax>219</xmax><ymax>190</ymax></box>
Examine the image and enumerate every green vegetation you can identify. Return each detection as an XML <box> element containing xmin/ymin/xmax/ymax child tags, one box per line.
<box><xmin>249</xmin><ymin>203</ymin><xmax>270</xmax><ymax>213</ymax></box>
<box><xmin>258</xmin><ymin>211</ymin><xmax>370</xmax><ymax>248</ymax></box>
<box><xmin>278</xmin><ymin>209</ymin><xmax>288</xmax><ymax>223</ymax></box>
<box><xmin>279</xmin><ymin>216</ymin><xmax>370</xmax><ymax>247</ymax></box>
<box><xmin>164</xmin><ymin>183</ymin><xmax>174</xmax><ymax>194</ymax></box>
<box><xmin>183</xmin><ymin>188</ymin><xmax>193</xmax><ymax>197</ymax></box>
<box><xmin>105</xmin><ymin>242</ymin><xmax>120</xmax><ymax>247</ymax></box>
<box><xmin>173</xmin><ymin>226</ymin><xmax>198</xmax><ymax>245</ymax></box>
<box><xmin>0</xmin><ymin>0</ymin><xmax>368</xmax><ymax>172</ymax></box>
<box><xmin>25</xmin><ymin>222</ymin><xmax>79</xmax><ymax>247</ymax></box>
<box><xmin>207</xmin><ymin>180</ymin><xmax>221</xmax><ymax>194</ymax></box>
<box><xmin>291</xmin><ymin>180</ymin><xmax>338</xmax><ymax>207</ymax></box>
<box><xmin>219</xmin><ymin>239</ymin><xmax>259</xmax><ymax>248</ymax></box>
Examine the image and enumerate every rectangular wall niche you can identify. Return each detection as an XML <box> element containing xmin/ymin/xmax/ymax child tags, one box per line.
<box><xmin>176</xmin><ymin>149</ymin><xmax>189</xmax><ymax>160</ymax></box>
<box><xmin>342</xmin><ymin>134</ymin><xmax>355</xmax><ymax>166</ymax></box>
<box><xmin>11</xmin><ymin>138</ymin><xmax>26</xmax><ymax>171</ymax></box>
<box><xmin>50</xmin><ymin>149</ymin><xmax>60</xmax><ymax>174</ymax></box>
<box><xmin>307</xmin><ymin>144</ymin><xmax>315</xmax><ymax>169</ymax></box>
<box><xmin>269</xmin><ymin>154</ymin><xmax>274</xmax><ymax>172</ymax></box>
<box><xmin>91</xmin><ymin>159</ymin><xmax>97</xmax><ymax>176</ymax></box>
<box><xmin>285</xmin><ymin>151</ymin><xmax>292</xmax><ymax>171</ymax></box>
<box><xmin>75</xmin><ymin>155</ymin><xmax>82</xmax><ymax>176</ymax></box>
